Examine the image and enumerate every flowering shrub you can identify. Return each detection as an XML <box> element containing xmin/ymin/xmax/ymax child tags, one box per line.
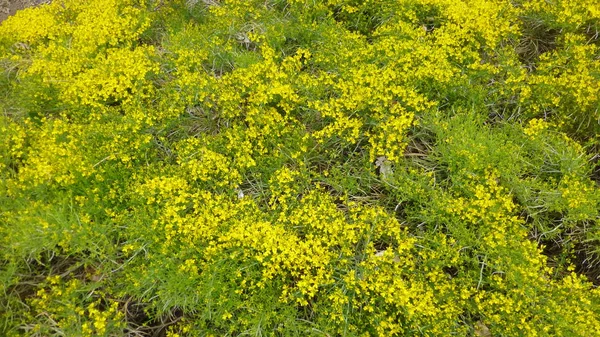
<box><xmin>1</xmin><ymin>0</ymin><xmax>599</xmax><ymax>336</ymax></box>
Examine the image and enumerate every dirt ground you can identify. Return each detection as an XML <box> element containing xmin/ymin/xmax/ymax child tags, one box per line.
<box><xmin>0</xmin><ymin>0</ymin><xmax>49</xmax><ymax>24</ymax></box>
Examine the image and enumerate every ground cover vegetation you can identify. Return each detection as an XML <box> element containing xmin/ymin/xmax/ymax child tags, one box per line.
<box><xmin>0</xmin><ymin>0</ymin><xmax>599</xmax><ymax>336</ymax></box>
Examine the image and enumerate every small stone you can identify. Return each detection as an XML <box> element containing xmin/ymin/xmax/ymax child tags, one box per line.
<box><xmin>474</xmin><ymin>321</ymin><xmax>491</xmax><ymax>337</ymax></box>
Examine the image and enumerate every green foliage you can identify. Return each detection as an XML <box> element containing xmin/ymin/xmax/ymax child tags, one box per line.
<box><xmin>1</xmin><ymin>0</ymin><xmax>600</xmax><ymax>336</ymax></box>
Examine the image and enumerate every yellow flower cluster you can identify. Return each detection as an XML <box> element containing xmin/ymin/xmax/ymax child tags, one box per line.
<box><xmin>27</xmin><ymin>276</ymin><xmax>125</xmax><ymax>336</ymax></box>
<box><xmin>559</xmin><ymin>173</ymin><xmax>599</xmax><ymax>222</ymax></box>
<box><xmin>524</xmin><ymin>0</ymin><xmax>600</xmax><ymax>27</ymax></box>
<box><xmin>523</xmin><ymin>118</ymin><xmax>549</xmax><ymax>138</ymax></box>
<box><xmin>1</xmin><ymin>0</ymin><xmax>600</xmax><ymax>336</ymax></box>
<box><xmin>440</xmin><ymin>166</ymin><xmax>600</xmax><ymax>335</ymax></box>
<box><xmin>1</xmin><ymin>0</ymin><xmax>157</xmax><ymax>108</ymax></box>
<box><xmin>81</xmin><ymin>301</ymin><xmax>123</xmax><ymax>336</ymax></box>
<box><xmin>17</xmin><ymin>118</ymin><xmax>93</xmax><ymax>187</ymax></box>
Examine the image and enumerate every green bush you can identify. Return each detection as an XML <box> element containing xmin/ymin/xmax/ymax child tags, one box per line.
<box><xmin>1</xmin><ymin>0</ymin><xmax>599</xmax><ymax>336</ymax></box>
